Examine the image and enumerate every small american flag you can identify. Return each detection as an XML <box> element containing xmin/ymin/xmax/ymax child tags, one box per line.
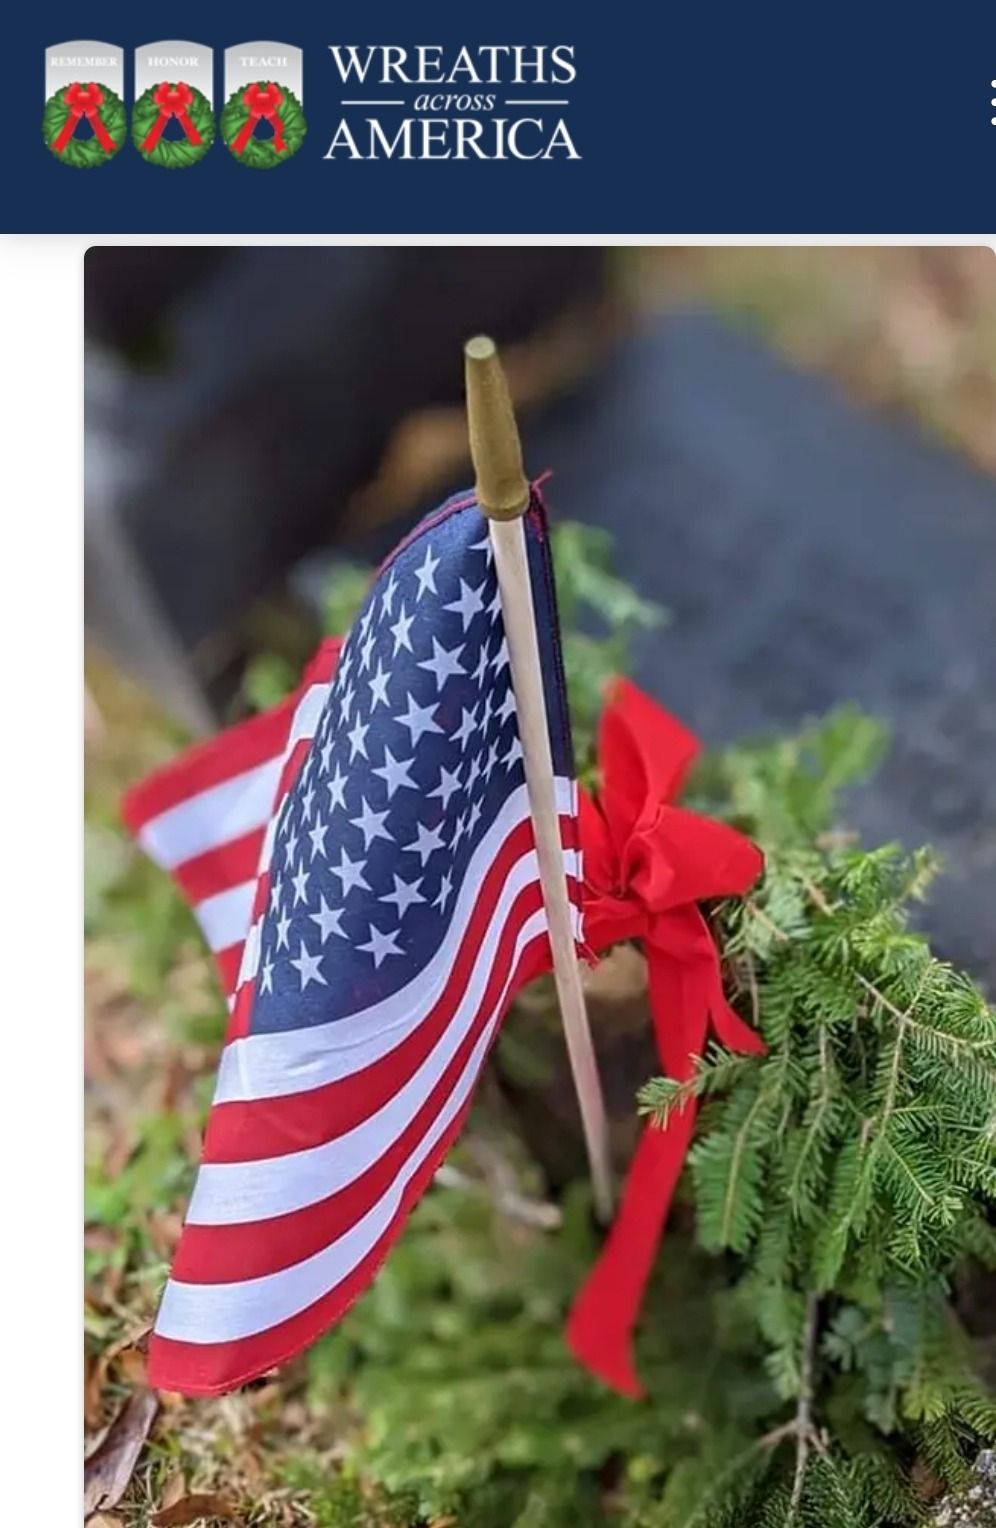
<box><xmin>123</xmin><ymin>487</ymin><xmax>582</xmax><ymax>1396</ymax></box>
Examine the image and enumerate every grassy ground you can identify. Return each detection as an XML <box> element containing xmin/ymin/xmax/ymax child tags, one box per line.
<box><xmin>83</xmin><ymin>248</ymin><xmax>996</xmax><ymax>1524</ymax></box>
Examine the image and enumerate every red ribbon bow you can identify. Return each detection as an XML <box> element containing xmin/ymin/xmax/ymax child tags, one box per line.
<box><xmin>52</xmin><ymin>82</ymin><xmax>117</xmax><ymax>155</ymax></box>
<box><xmin>566</xmin><ymin>679</ymin><xmax>765</xmax><ymax>1397</ymax></box>
<box><xmin>141</xmin><ymin>82</ymin><xmax>203</xmax><ymax>154</ymax></box>
<box><xmin>231</xmin><ymin>83</ymin><xmax>288</xmax><ymax>155</ymax></box>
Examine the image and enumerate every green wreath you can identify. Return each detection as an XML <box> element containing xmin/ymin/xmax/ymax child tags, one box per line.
<box><xmin>131</xmin><ymin>82</ymin><xmax>215</xmax><ymax>168</ymax></box>
<box><xmin>42</xmin><ymin>82</ymin><xmax>126</xmax><ymax>168</ymax></box>
<box><xmin>220</xmin><ymin>81</ymin><xmax>307</xmax><ymax>168</ymax></box>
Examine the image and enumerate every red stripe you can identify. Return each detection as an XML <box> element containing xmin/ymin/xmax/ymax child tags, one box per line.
<box><xmin>174</xmin><ymin>830</ymin><xmax>264</xmax><ymax>906</ymax></box>
<box><xmin>120</xmin><ymin>637</ymin><xmax>340</xmax><ymax>843</ymax></box>
<box><xmin>215</xmin><ymin>946</ymin><xmax>243</xmax><ymax>999</ymax></box>
<box><xmin>173</xmin><ymin>918</ymin><xmax>549</xmax><ymax>1283</ymax></box>
<box><xmin>121</xmin><ymin>705</ymin><xmax>293</xmax><ymax>834</ymax></box>
<box><xmin>146</xmin><ymin>939</ymin><xmax>549</xmax><ymax>1398</ymax></box>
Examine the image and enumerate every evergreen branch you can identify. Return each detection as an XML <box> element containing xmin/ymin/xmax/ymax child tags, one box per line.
<box><xmin>856</xmin><ymin>971</ymin><xmax>995</xmax><ymax>1058</ymax></box>
<box><xmin>788</xmin><ymin>1294</ymin><xmax>822</xmax><ymax>1523</ymax></box>
<box><xmin>787</xmin><ymin>1028</ymin><xmax>833</xmax><ymax>1215</ymax></box>
<box><xmin>637</xmin><ymin>1050</ymin><xmax>755</xmax><ymax>1127</ymax></box>
<box><xmin>872</xmin><ymin>968</ymin><xmax>929</xmax><ymax>1144</ymax></box>
<box><xmin>722</xmin><ymin>1087</ymin><xmax>772</xmax><ymax>1247</ymax></box>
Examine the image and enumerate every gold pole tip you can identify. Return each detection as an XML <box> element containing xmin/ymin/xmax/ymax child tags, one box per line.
<box><xmin>464</xmin><ymin>334</ymin><xmax>497</xmax><ymax>362</ymax></box>
<box><xmin>464</xmin><ymin>334</ymin><xmax>529</xmax><ymax>521</ymax></box>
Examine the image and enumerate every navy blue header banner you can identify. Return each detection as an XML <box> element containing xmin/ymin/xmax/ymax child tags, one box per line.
<box><xmin>8</xmin><ymin>1</ymin><xmax>996</xmax><ymax>233</ymax></box>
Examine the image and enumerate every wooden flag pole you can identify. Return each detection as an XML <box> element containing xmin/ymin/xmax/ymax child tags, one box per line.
<box><xmin>464</xmin><ymin>335</ymin><xmax>614</xmax><ymax>1222</ymax></box>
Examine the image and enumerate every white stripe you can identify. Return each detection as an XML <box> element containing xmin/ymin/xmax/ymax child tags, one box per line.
<box><xmin>215</xmin><ymin>777</ymin><xmax>575</xmax><ymax>1104</ymax></box>
<box><xmin>154</xmin><ymin>925</ymin><xmax>535</xmax><ymax>1344</ymax></box>
<box><xmin>195</xmin><ymin>881</ymin><xmax>256</xmax><ymax>954</ymax></box>
<box><xmin>137</xmin><ymin>682</ymin><xmax>330</xmax><ymax>873</ymax></box>
<box><xmin>288</xmin><ymin>682</ymin><xmax>330</xmax><ymax>748</ymax></box>
<box><xmin>188</xmin><ymin>898</ymin><xmax>548</xmax><ymax>1224</ymax></box>
<box><xmin>139</xmin><ymin>760</ymin><xmax>283</xmax><ymax>872</ymax></box>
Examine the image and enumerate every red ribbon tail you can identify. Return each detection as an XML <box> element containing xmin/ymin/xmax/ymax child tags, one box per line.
<box><xmin>231</xmin><ymin>116</ymin><xmax>256</xmax><ymax>155</ymax></box>
<box><xmin>92</xmin><ymin>115</ymin><xmax>116</xmax><ymax>153</ymax></box>
<box><xmin>566</xmin><ymin>1106</ymin><xmax>697</xmax><ymax>1398</ymax></box>
<box><xmin>176</xmin><ymin>109</ymin><xmax>202</xmax><ymax>146</ymax></box>
<box><xmin>273</xmin><ymin>119</ymin><xmax>288</xmax><ymax>151</ymax></box>
<box><xmin>142</xmin><ymin>111</ymin><xmax>168</xmax><ymax>153</ymax></box>
<box><xmin>706</xmin><ymin>962</ymin><xmax>766</xmax><ymax>1057</ymax></box>
<box><xmin>52</xmin><ymin>112</ymin><xmax>80</xmax><ymax>153</ymax></box>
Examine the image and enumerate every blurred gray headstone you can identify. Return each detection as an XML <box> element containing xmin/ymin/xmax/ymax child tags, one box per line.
<box><xmin>523</xmin><ymin>314</ymin><xmax>996</xmax><ymax>987</ymax></box>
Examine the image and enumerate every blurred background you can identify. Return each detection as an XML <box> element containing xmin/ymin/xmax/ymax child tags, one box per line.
<box><xmin>85</xmin><ymin>244</ymin><xmax>996</xmax><ymax>971</ymax></box>
<box><xmin>83</xmin><ymin>245</ymin><xmax>996</xmax><ymax>1520</ymax></box>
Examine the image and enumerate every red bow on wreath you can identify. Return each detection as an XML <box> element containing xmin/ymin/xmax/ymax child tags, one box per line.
<box><xmin>232</xmin><ymin>84</ymin><xmax>288</xmax><ymax>155</ymax></box>
<box><xmin>52</xmin><ymin>82</ymin><xmax>117</xmax><ymax>154</ymax></box>
<box><xmin>141</xmin><ymin>82</ymin><xmax>204</xmax><ymax>153</ymax></box>
<box><xmin>566</xmin><ymin>679</ymin><xmax>765</xmax><ymax>1398</ymax></box>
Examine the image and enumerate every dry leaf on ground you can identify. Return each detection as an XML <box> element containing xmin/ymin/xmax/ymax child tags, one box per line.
<box><xmin>85</xmin><ymin>1327</ymin><xmax>151</xmax><ymax>1428</ymax></box>
<box><xmin>84</xmin><ymin>1387</ymin><xmax>158</xmax><ymax>1517</ymax></box>
<box><xmin>151</xmin><ymin>1492</ymin><xmax>239</xmax><ymax>1526</ymax></box>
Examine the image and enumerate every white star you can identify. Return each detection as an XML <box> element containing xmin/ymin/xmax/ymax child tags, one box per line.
<box><xmin>367</xmin><ymin>659</ymin><xmax>391</xmax><ymax>711</ymax></box>
<box><xmin>373</xmin><ymin>746</ymin><xmax>417</xmax><ymax>798</ymax></box>
<box><xmin>397</xmin><ymin>694</ymin><xmax>443</xmax><ymax>747</ymax></box>
<box><xmin>453</xmin><ymin>705</ymin><xmax>479</xmax><ymax>748</ymax></box>
<box><xmin>418</xmin><ymin>636</ymin><xmax>466</xmax><ymax>691</ymax></box>
<box><xmin>428</xmin><ymin>763</ymin><xmax>462</xmax><ymax>810</ymax></box>
<box><xmin>291</xmin><ymin>861</ymin><xmax>311</xmax><ymax>906</ymax></box>
<box><xmin>445</xmin><ymin>578</ymin><xmax>485</xmax><ymax>631</ymax></box>
<box><xmin>433</xmin><ymin>872</ymin><xmax>453</xmax><ymax>913</ymax></box>
<box><xmin>360</xmin><ymin>627</ymin><xmax>377</xmax><ymax>672</ymax></box>
<box><xmin>382</xmin><ymin>570</ymin><xmax>399</xmax><ymax>617</ymax></box>
<box><xmin>451</xmin><ymin>811</ymin><xmax>469</xmax><ymax>850</ymax></box>
<box><xmin>471</xmin><ymin>645</ymin><xmax>489</xmax><ymax>686</ymax></box>
<box><xmin>310</xmin><ymin>895</ymin><xmax>345</xmax><ymax>944</ymax></box>
<box><xmin>359</xmin><ymin>603</ymin><xmax>375</xmax><ymax>638</ymax></box>
<box><xmin>260</xmin><ymin>951</ymin><xmax>275</xmax><ymax>994</ymax></box>
<box><xmin>320</xmin><ymin>738</ymin><xmax>333</xmax><ymax>772</ymax></box>
<box><xmin>490</xmin><ymin>638</ymin><xmax>510</xmax><ymax>676</ymax></box>
<box><xmin>284</xmin><ymin>826</ymin><xmax>299</xmax><ymax>864</ymax></box>
<box><xmin>408</xmin><ymin>821</ymin><xmax>446</xmax><ymax>867</ymax></box>
<box><xmin>347</xmin><ymin>716</ymin><xmax>370</xmax><ymax>761</ymax></box>
<box><xmin>290</xmin><ymin>938</ymin><xmax>327</xmax><ymax>990</ymax></box>
<box><xmin>390</xmin><ymin>603</ymin><xmax>415</xmax><ymax>655</ymax></box>
<box><xmin>340</xmin><ymin>682</ymin><xmax>356</xmax><ymax>722</ymax></box>
<box><xmin>470</xmin><ymin>533</ymin><xmax>493</xmax><ymax>562</ymax></box>
<box><xmin>359</xmin><ymin>922</ymin><xmax>403</xmax><ymax>968</ymax></box>
<box><xmin>301</xmin><ymin>783</ymin><xmax>315</xmax><ymax>823</ymax></box>
<box><xmin>351</xmin><ymin>797</ymin><xmax>393</xmax><ymax>850</ymax></box>
<box><xmin>414</xmin><ymin>544</ymin><xmax>441</xmax><ymax>600</ymax></box>
<box><xmin>326</xmin><ymin>763</ymin><xmax>348</xmax><ymax>811</ymax></box>
<box><xmin>275</xmin><ymin>908</ymin><xmax>292</xmax><ymax>950</ymax></box>
<box><xmin>269</xmin><ymin>875</ymin><xmax>283</xmax><ymax>913</ymax></box>
<box><xmin>330</xmin><ymin>848</ymin><xmax>370</xmax><ymax>897</ymax></box>
<box><xmin>487</xmin><ymin>585</ymin><xmax>502</xmax><ymax>618</ymax></box>
<box><xmin>504</xmin><ymin>735</ymin><xmax>524</xmax><ymax>770</ymax></box>
<box><xmin>308</xmin><ymin>815</ymin><xmax>329</xmax><ymax>859</ymax></box>
<box><xmin>468</xmin><ymin>799</ymin><xmax>483</xmax><ymax>835</ymax></box>
<box><xmin>381</xmin><ymin>873</ymin><xmax>426</xmax><ymax>918</ymax></box>
<box><xmin>498</xmin><ymin>688</ymin><xmax>516</xmax><ymax>723</ymax></box>
<box><xmin>466</xmin><ymin>753</ymin><xmax>483</xmax><ymax>792</ymax></box>
<box><xmin>483</xmin><ymin>741</ymin><xmax>501</xmax><ymax>782</ymax></box>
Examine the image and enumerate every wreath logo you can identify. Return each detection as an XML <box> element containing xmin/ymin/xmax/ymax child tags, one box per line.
<box><xmin>42</xmin><ymin>81</ymin><xmax>126</xmax><ymax>167</ymax></box>
<box><xmin>132</xmin><ymin>81</ymin><xmax>215</xmax><ymax>167</ymax></box>
<box><xmin>220</xmin><ymin>81</ymin><xmax>306</xmax><ymax>168</ymax></box>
